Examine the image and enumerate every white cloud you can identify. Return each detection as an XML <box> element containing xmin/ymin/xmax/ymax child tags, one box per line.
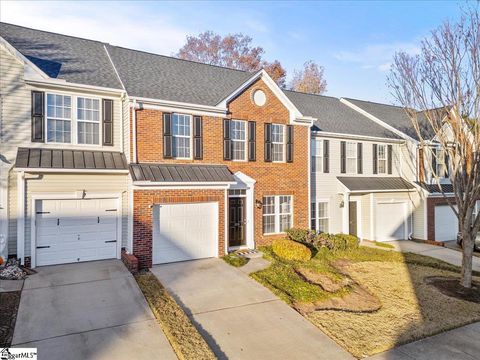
<box><xmin>0</xmin><ymin>1</ymin><xmax>189</xmax><ymax>55</ymax></box>
<box><xmin>334</xmin><ymin>41</ymin><xmax>420</xmax><ymax>72</ymax></box>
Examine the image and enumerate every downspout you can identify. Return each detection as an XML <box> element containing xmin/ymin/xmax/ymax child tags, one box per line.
<box><xmin>16</xmin><ymin>171</ymin><xmax>25</xmax><ymax>265</ymax></box>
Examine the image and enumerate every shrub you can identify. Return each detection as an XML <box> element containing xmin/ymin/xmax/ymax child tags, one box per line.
<box><xmin>285</xmin><ymin>228</ymin><xmax>315</xmax><ymax>244</ymax></box>
<box><xmin>272</xmin><ymin>239</ymin><xmax>312</xmax><ymax>262</ymax></box>
<box><xmin>329</xmin><ymin>234</ymin><xmax>359</xmax><ymax>251</ymax></box>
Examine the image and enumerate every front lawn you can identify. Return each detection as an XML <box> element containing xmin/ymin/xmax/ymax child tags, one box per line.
<box><xmin>252</xmin><ymin>245</ymin><xmax>480</xmax><ymax>358</ymax></box>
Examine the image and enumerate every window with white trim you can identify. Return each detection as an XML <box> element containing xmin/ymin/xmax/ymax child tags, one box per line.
<box><xmin>263</xmin><ymin>195</ymin><xmax>293</xmax><ymax>234</ymax></box>
<box><xmin>77</xmin><ymin>97</ymin><xmax>100</xmax><ymax>145</ymax></box>
<box><xmin>172</xmin><ymin>113</ymin><xmax>191</xmax><ymax>158</ymax></box>
<box><xmin>436</xmin><ymin>148</ymin><xmax>448</xmax><ymax>178</ymax></box>
<box><xmin>346</xmin><ymin>142</ymin><xmax>357</xmax><ymax>173</ymax></box>
<box><xmin>272</xmin><ymin>124</ymin><xmax>285</xmax><ymax>162</ymax></box>
<box><xmin>311</xmin><ymin>139</ymin><xmax>323</xmax><ymax>172</ymax></box>
<box><xmin>311</xmin><ymin>202</ymin><xmax>329</xmax><ymax>233</ymax></box>
<box><xmin>47</xmin><ymin>94</ymin><xmax>72</xmax><ymax>143</ymax></box>
<box><xmin>230</xmin><ymin>120</ymin><xmax>247</xmax><ymax>160</ymax></box>
<box><xmin>377</xmin><ymin>144</ymin><xmax>387</xmax><ymax>174</ymax></box>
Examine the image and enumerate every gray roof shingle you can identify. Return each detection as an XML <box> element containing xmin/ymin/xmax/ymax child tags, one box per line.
<box><xmin>0</xmin><ymin>22</ymin><xmax>123</xmax><ymax>89</ymax></box>
<box><xmin>284</xmin><ymin>91</ymin><xmax>401</xmax><ymax>139</ymax></box>
<box><xmin>15</xmin><ymin>147</ymin><xmax>128</xmax><ymax>170</ymax></box>
<box><xmin>337</xmin><ymin>176</ymin><xmax>415</xmax><ymax>191</ymax></box>
<box><xmin>130</xmin><ymin>163</ymin><xmax>235</xmax><ymax>183</ymax></box>
<box><xmin>343</xmin><ymin>98</ymin><xmax>436</xmax><ymax>140</ymax></box>
<box><xmin>106</xmin><ymin>45</ymin><xmax>252</xmax><ymax>105</ymax></box>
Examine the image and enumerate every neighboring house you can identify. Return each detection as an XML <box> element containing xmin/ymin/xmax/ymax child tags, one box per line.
<box><xmin>342</xmin><ymin>98</ymin><xmax>461</xmax><ymax>242</ymax></box>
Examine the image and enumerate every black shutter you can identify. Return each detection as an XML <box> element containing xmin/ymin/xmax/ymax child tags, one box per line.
<box><xmin>286</xmin><ymin>125</ymin><xmax>294</xmax><ymax>163</ymax></box>
<box><xmin>102</xmin><ymin>99</ymin><xmax>114</xmax><ymax>146</ymax></box>
<box><xmin>431</xmin><ymin>148</ymin><xmax>437</xmax><ymax>176</ymax></box>
<box><xmin>387</xmin><ymin>144</ymin><xmax>393</xmax><ymax>174</ymax></box>
<box><xmin>340</xmin><ymin>141</ymin><xmax>346</xmax><ymax>173</ymax></box>
<box><xmin>373</xmin><ymin>144</ymin><xmax>378</xmax><ymax>174</ymax></box>
<box><xmin>248</xmin><ymin>121</ymin><xmax>256</xmax><ymax>161</ymax></box>
<box><xmin>223</xmin><ymin>119</ymin><xmax>231</xmax><ymax>160</ymax></box>
<box><xmin>193</xmin><ymin>116</ymin><xmax>203</xmax><ymax>160</ymax></box>
<box><xmin>323</xmin><ymin>139</ymin><xmax>330</xmax><ymax>173</ymax></box>
<box><xmin>163</xmin><ymin>113</ymin><xmax>173</xmax><ymax>159</ymax></box>
<box><xmin>357</xmin><ymin>143</ymin><xmax>363</xmax><ymax>174</ymax></box>
<box><xmin>264</xmin><ymin>123</ymin><xmax>272</xmax><ymax>162</ymax></box>
<box><xmin>31</xmin><ymin>91</ymin><xmax>45</xmax><ymax>142</ymax></box>
<box><xmin>444</xmin><ymin>151</ymin><xmax>450</xmax><ymax>177</ymax></box>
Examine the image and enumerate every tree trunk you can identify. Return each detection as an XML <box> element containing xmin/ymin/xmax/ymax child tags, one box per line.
<box><xmin>461</xmin><ymin>230</ymin><xmax>474</xmax><ymax>288</ymax></box>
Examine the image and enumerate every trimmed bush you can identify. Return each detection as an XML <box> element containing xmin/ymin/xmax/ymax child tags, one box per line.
<box><xmin>272</xmin><ymin>239</ymin><xmax>312</xmax><ymax>262</ymax></box>
<box><xmin>285</xmin><ymin>228</ymin><xmax>316</xmax><ymax>244</ymax></box>
<box><xmin>329</xmin><ymin>234</ymin><xmax>359</xmax><ymax>251</ymax></box>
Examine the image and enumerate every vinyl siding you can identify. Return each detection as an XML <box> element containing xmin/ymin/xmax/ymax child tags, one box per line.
<box><xmin>23</xmin><ymin>174</ymin><xmax>128</xmax><ymax>257</ymax></box>
<box><xmin>413</xmin><ymin>192</ymin><xmax>427</xmax><ymax>239</ymax></box>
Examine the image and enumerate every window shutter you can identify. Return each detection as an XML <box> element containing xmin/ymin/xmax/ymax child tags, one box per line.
<box><xmin>223</xmin><ymin>119</ymin><xmax>231</xmax><ymax>161</ymax></box>
<box><xmin>323</xmin><ymin>139</ymin><xmax>330</xmax><ymax>173</ymax></box>
<box><xmin>431</xmin><ymin>148</ymin><xmax>437</xmax><ymax>176</ymax></box>
<box><xmin>264</xmin><ymin>123</ymin><xmax>272</xmax><ymax>162</ymax></box>
<box><xmin>340</xmin><ymin>141</ymin><xmax>346</xmax><ymax>174</ymax></box>
<box><xmin>387</xmin><ymin>144</ymin><xmax>393</xmax><ymax>174</ymax></box>
<box><xmin>102</xmin><ymin>99</ymin><xmax>114</xmax><ymax>146</ymax></box>
<box><xmin>373</xmin><ymin>144</ymin><xmax>378</xmax><ymax>174</ymax></box>
<box><xmin>444</xmin><ymin>151</ymin><xmax>450</xmax><ymax>177</ymax></box>
<box><xmin>357</xmin><ymin>143</ymin><xmax>363</xmax><ymax>174</ymax></box>
<box><xmin>286</xmin><ymin>125</ymin><xmax>294</xmax><ymax>163</ymax></box>
<box><xmin>31</xmin><ymin>91</ymin><xmax>45</xmax><ymax>142</ymax></box>
<box><xmin>163</xmin><ymin>113</ymin><xmax>173</xmax><ymax>159</ymax></box>
<box><xmin>248</xmin><ymin>121</ymin><xmax>256</xmax><ymax>161</ymax></box>
<box><xmin>193</xmin><ymin>116</ymin><xmax>203</xmax><ymax>160</ymax></box>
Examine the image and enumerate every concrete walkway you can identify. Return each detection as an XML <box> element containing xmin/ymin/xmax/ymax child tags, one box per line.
<box><xmin>13</xmin><ymin>260</ymin><xmax>176</xmax><ymax>360</ymax></box>
<box><xmin>369</xmin><ymin>321</ymin><xmax>480</xmax><ymax>359</ymax></box>
<box><xmin>364</xmin><ymin>240</ymin><xmax>480</xmax><ymax>272</ymax></box>
<box><xmin>151</xmin><ymin>258</ymin><xmax>354</xmax><ymax>360</ymax></box>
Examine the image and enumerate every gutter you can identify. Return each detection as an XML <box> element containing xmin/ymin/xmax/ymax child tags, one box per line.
<box><xmin>311</xmin><ymin>130</ymin><xmax>405</xmax><ymax>143</ymax></box>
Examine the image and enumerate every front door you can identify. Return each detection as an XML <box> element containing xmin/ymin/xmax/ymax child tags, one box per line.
<box><xmin>229</xmin><ymin>197</ymin><xmax>246</xmax><ymax>247</ymax></box>
<box><xmin>349</xmin><ymin>201</ymin><xmax>358</xmax><ymax>237</ymax></box>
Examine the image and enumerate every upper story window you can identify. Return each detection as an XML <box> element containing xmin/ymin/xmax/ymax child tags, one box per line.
<box><xmin>346</xmin><ymin>142</ymin><xmax>357</xmax><ymax>174</ymax></box>
<box><xmin>77</xmin><ymin>97</ymin><xmax>100</xmax><ymax>145</ymax></box>
<box><xmin>271</xmin><ymin>124</ymin><xmax>285</xmax><ymax>162</ymax></box>
<box><xmin>47</xmin><ymin>94</ymin><xmax>72</xmax><ymax>143</ymax></box>
<box><xmin>230</xmin><ymin>120</ymin><xmax>247</xmax><ymax>161</ymax></box>
<box><xmin>172</xmin><ymin>113</ymin><xmax>192</xmax><ymax>158</ymax></box>
<box><xmin>377</xmin><ymin>144</ymin><xmax>387</xmax><ymax>174</ymax></box>
<box><xmin>435</xmin><ymin>148</ymin><xmax>448</xmax><ymax>178</ymax></box>
<box><xmin>311</xmin><ymin>139</ymin><xmax>323</xmax><ymax>172</ymax></box>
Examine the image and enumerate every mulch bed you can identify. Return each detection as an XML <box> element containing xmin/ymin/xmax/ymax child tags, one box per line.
<box><xmin>426</xmin><ymin>276</ymin><xmax>480</xmax><ymax>303</ymax></box>
<box><xmin>0</xmin><ymin>291</ymin><xmax>21</xmax><ymax>347</ymax></box>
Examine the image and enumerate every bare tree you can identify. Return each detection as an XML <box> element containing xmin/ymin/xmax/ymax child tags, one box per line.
<box><xmin>176</xmin><ymin>31</ymin><xmax>286</xmax><ymax>86</ymax></box>
<box><xmin>388</xmin><ymin>8</ymin><xmax>480</xmax><ymax>288</ymax></box>
<box><xmin>289</xmin><ymin>60</ymin><xmax>327</xmax><ymax>95</ymax></box>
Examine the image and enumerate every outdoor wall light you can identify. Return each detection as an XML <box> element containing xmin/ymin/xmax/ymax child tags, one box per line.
<box><xmin>339</xmin><ymin>200</ymin><xmax>345</xmax><ymax>208</ymax></box>
<box><xmin>255</xmin><ymin>199</ymin><xmax>263</xmax><ymax>209</ymax></box>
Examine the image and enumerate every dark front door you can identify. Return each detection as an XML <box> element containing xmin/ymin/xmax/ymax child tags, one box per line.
<box><xmin>349</xmin><ymin>201</ymin><xmax>358</xmax><ymax>237</ymax></box>
<box><xmin>229</xmin><ymin>197</ymin><xmax>246</xmax><ymax>247</ymax></box>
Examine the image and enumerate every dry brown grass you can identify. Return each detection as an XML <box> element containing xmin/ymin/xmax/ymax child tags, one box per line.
<box><xmin>307</xmin><ymin>261</ymin><xmax>480</xmax><ymax>358</ymax></box>
<box><xmin>135</xmin><ymin>271</ymin><xmax>216</xmax><ymax>360</ymax></box>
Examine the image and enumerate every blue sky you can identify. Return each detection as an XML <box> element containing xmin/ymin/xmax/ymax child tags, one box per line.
<box><xmin>0</xmin><ymin>0</ymin><xmax>469</xmax><ymax>103</ymax></box>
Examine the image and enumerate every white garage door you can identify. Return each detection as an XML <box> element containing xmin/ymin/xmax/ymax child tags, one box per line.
<box><xmin>435</xmin><ymin>205</ymin><xmax>458</xmax><ymax>242</ymax></box>
<box><xmin>35</xmin><ymin>198</ymin><xmax>118</xmax><ymax>266</ymax></box>
<box><xmin>153</xmin><ymin>202</ymin><xmax>218</xmax><ymax>264</ymax></box>
<box><xmin>376</xmin><ymin>202</ymin><xmax>407</xmax><ymax>241</ymax></box>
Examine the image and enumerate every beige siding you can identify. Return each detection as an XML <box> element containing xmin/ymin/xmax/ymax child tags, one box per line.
<box><xmin>23</xmin><ymin>173</ymin><xmax>128</xmax><ymax>257</ymax></box>
<box><xmin>413</xmin><ymin>192</ymin><xmax>427</xmax><ymax>239</ymax></box>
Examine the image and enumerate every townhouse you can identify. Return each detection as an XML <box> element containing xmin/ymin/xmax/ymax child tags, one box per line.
<box><xmin>0</xmin><ymin>22</ymin><xmax>462</xmax><ymax>270</ymax></box>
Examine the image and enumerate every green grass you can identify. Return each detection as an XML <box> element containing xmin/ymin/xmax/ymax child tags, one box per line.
<box><xmin>222</xmin><ymin>252</ymin><xmax>249</xmax><ymax>267</ymax></box>
<box><xmin>371</xmin><ymin>241</ymin><xmax>396</xmax><ymax>249</ymax></box>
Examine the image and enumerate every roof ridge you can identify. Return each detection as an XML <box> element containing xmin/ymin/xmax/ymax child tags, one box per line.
<box><xmin>0</xmin><ymin>21</ymin><xmax>108</xmax><ymax>45</ymax></box>
<box><xmin>343</xmin><ymin>97</ymin><xmax>403</xmax><ymax>109</ymax></box>
<box><xmin>283</xmin><ymin>89</ymin><xmax>337</xmax><ymax>100</ymax></box>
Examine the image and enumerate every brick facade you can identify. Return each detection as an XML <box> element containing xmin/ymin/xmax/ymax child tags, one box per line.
<box><xmin>426</xmin><ymin>196</ymin><xmax>458</xmax><ymax>240</ymax></box>
<box><xmin>132</xmin><ymin>78</ymin><xmax>310</xmax><ymax>267</ymax></box>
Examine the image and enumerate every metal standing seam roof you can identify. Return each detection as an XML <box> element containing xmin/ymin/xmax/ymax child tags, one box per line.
<box><xmin>130</xmin><ymin>163</ymin><xmax>235</xmax><ymax>183</ymax></box>
<box><xmin>415</xmin><ymin>182</ymin><xmax>454</xmax><ymax>194</ymax></box>
<box><xmin>15</xmin><ymin>147</ymin><xmax>128</xmax><ymax>170</ymax></box>
<box><xmin>337</xmin><ymin>177</ymin><xmax>415</xmax><ymax>192</ymax></box>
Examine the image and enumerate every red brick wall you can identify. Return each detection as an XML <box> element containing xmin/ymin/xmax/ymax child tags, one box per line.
<box><xmin>427</xmin><ymin>197</ymin><xmax>458</xmax><ymax>240</ymax></box>
<box><xmin>133</xmin><ymin>189</ymin><xmax>225</xmax><ymax>268</ymax></box>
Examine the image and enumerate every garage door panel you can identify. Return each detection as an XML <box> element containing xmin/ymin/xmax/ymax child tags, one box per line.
<box><xmin>153</xmin><ymin>202</ymin><xmax>218</xmax><ymax>264</ymax></box>
<box><xmin>35</xmin><ymin>199</ymin><xmax>118</xmax><ymax>266</ymax></box>
<box><xmin>435</xmin><ymin>205</ymin><xmax>458</xmax><ymax>242</ymax></box>
<box><xmin>376</xmin><ymin>202</ymin><xmax>407</xmax><ymax>241</ymax></box>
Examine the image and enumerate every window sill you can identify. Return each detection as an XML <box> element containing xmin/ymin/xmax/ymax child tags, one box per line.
<box><xmin>263</xmin><ymin>232</ymin><xmax>287</xmax><ymax>236</ymax></box>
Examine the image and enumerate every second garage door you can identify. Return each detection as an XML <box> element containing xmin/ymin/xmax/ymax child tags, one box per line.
<box><xmin>435</xmin><ymin>205</ymin><xmax>458</xmax><ymax>242</ymax></box>
<box><xmin>152</xmin><ymin>202</ymin><xmax>218</xmax><ymax>264</ymax></box>
<box><xmin>376</xmin><ymin>202</ymin><xmax>407</xmax><ymax>241</ymax></box>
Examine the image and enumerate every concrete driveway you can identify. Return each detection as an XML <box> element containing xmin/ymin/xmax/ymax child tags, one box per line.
<box><xmin>12</xmin><ymin>260</ymin><xmax>176</xmax><ymax>360</ymax></box>
<box><xmin>151</xmin><ymin>258</ymin><xmax>354</xmax><ymax>360</ymax></box>
<box><xmin>378</xmin><ymin>240</ymin><xmax>480</xmax><ymax>271</ymax></box>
